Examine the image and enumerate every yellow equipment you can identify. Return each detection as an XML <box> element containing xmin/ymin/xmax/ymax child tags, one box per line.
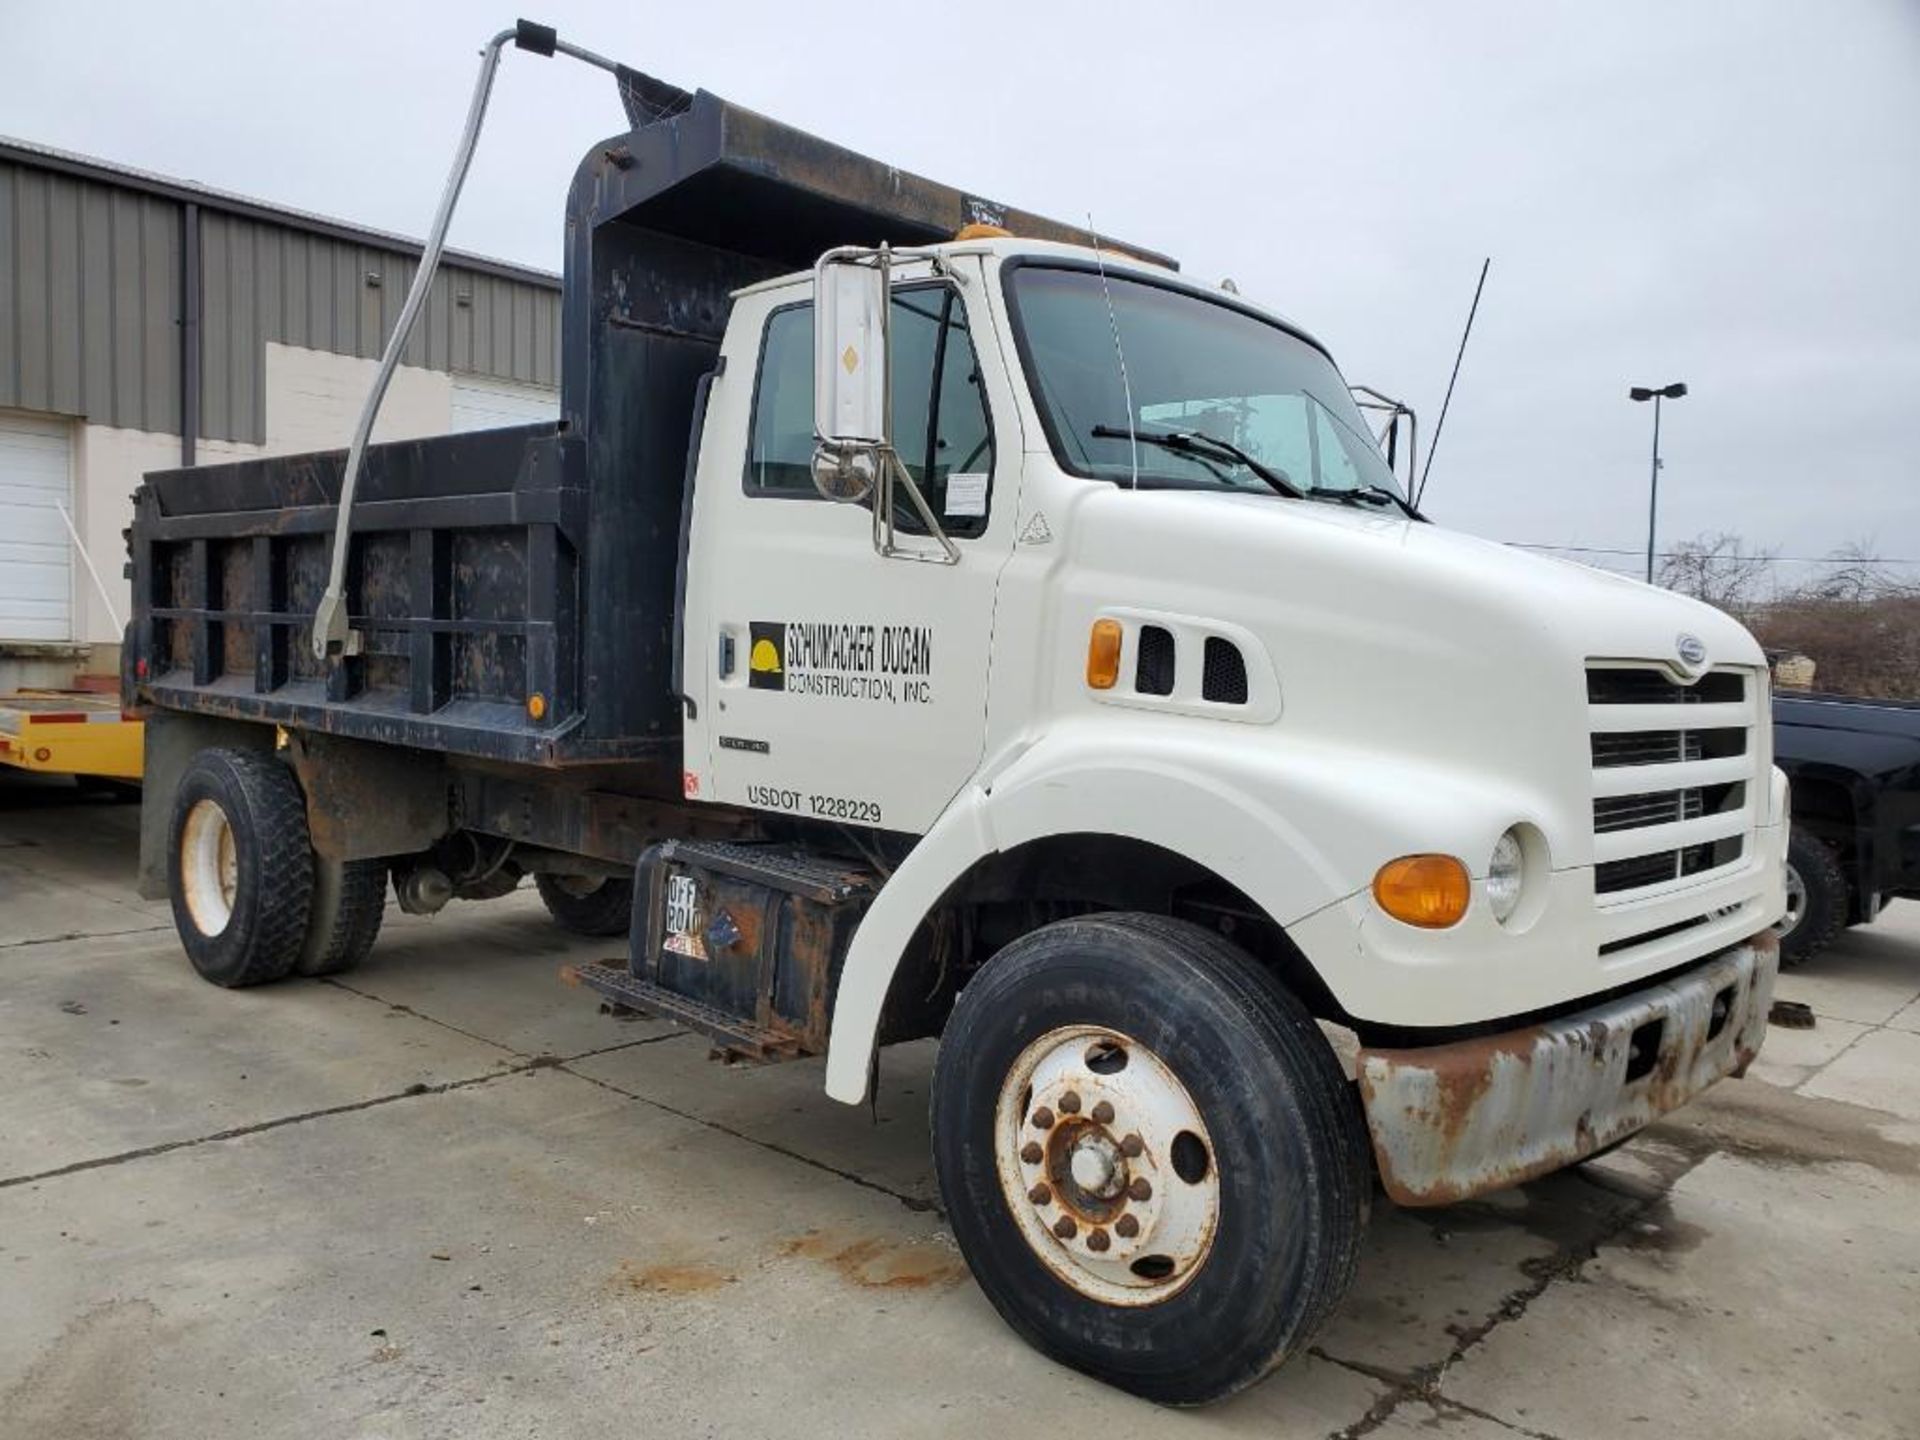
<box><xmin>0</xmin><ymin>691</ymin><xmax>143</xmax><ymax>781</ymax></box>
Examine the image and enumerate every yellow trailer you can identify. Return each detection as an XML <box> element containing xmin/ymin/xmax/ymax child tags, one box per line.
<box><xmin>0</xmin><ymin>691</ymin><xmax>143</xmax><ymax>782</ymax></box>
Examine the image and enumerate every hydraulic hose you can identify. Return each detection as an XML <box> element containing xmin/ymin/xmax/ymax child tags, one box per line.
<box><xmin>310</xmin><ymin>20</ymin><xmax>622</xmax><ymax>661</ymax></box>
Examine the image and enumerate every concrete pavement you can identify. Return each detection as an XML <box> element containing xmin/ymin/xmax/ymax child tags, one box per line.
<box><xmin>2</xmin><ymin>771</ymin><xmax>1916</xmax><ymax>1439</ymax></box>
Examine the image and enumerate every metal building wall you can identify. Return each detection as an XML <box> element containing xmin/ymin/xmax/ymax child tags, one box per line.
<box><xmin>198</xmin><ymin>213</ymin><xmax>560</xmax><ymax>444</ymax></box>
<box><xmin>0</xmin><ymin>154</ymin><xmax>561</xmax><ymax>444</ymax></box>
<box><xmin>0</xmin><ymin>160</ymin><xmax>182</xmax><ymax>432</ymax></box>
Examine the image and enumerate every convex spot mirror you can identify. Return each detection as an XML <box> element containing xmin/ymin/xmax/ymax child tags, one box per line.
<box><xmin>811</xmin><ymin>445</ymin><xmax>877</xmax><ymax>503</ymax></box>
<box><xmin>812</xmin><ymin>253</ymin><xmax>888</xmax><ymax>503</ymax></box>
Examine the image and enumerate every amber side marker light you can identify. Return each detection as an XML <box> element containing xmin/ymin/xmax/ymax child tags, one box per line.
<box><xmin>1373</xmin><ymin>854</ymin><xmax>1471</xmax><ymax>928</ymax></box>
<box><xmin>1086</xmin><ymin>619</ymin><xmax>1123</xmax><ymax>689</ymax></box>
<box><xmin>527</xmin><ymin>692</ymin><xmax>547</xmax><ymax>721</ymax></box>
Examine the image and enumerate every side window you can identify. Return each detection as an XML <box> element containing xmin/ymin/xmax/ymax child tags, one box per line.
<box><xmin>745</xmin><ymin>290</ymin><xmax>996</xmax><ymax>537</ymax></box>
<box><xmin>745</xmin><ymin>306</ymin><xmax>816</xmax><ymax>494</ymax></box>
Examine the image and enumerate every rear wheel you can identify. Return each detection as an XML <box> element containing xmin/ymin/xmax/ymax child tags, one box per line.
<box><xmin>167</xmin><ymin>747</ymin><xmax>313</xmax><ymax>987</ymax></box>
<box><xmin>295</xmin><ymin>856</ymin><xmax>388</xmax><ymax>977</ymax></box>
<box><xmin>931</xmin><ymin>913</ymin><xmax>1370</xmax><ymax>1405</ymax></box>
<box><xmin>535</xmin><ymin>873</ymin><xmax>635</xmax><ymax>937</ymax></box>
<box><xmin>1777</xmin><ymin>829</ymin><xmax>1845</xmax><ymax>967</ymax></box>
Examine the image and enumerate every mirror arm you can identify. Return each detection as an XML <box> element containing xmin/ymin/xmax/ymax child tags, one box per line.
<box><xmin>875</xmin><ymin>449</ymin><xmax>961</xmax><ymax>564</ymax></box>
<box><xmin>871</xmin><ymin>243</ymin><xmax>961</xmax><ymax>566</ymax></box>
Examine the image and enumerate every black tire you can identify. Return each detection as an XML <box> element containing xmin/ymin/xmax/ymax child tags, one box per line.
<box><xmin>1778</xmin><ymin>829</ymin><xmax>1846</xmax><ymax>968</ymax></box>
<box><xmin>295</xmin><ymin>856</ymin><xmax>388</xmax><ymax>977</ymax></box>
<box><xmin>535</xmin><ymin>873</ymin><xmax>635</xmax><ymax>937</ymax></box>
<box><xmin>931</xmin><ymin>912</ymin><xmax>1370</xmax><ymax>1406</ymax></box>
<box><xmin>166</xmin><ymin>746</ymin><xmax>314</xmax><ymax>987</ymax></box>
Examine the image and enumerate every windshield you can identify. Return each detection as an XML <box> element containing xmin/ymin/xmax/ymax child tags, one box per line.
<box><xmin>1005</xmin><ymin>265</ymin><xmax>1402</xmax><ymax>500</ymax></box>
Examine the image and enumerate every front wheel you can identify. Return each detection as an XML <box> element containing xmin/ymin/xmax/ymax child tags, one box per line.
<box><xmin>931</xmin><ymin>913</ymin><xmax>1370</xmax><ymax>1405</ymax></box>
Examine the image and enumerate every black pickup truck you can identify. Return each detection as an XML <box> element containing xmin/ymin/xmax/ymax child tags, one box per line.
<box><xmin>1773</xmin><ymin>691</ymin><xmax>1920</xmax><ymax>962</ymax></box>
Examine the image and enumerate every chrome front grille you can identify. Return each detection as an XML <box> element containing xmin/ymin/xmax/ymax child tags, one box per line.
<box><xmin>1586</xmin><ymin>664</ymin><xmax>1760</xmax><ymax>904</ymax></box>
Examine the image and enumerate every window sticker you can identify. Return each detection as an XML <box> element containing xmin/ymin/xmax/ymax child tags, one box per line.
<box><xmin>944</xmin><ymin>472</ymin><xmax>989</xmax><ymax>518</ymax></box>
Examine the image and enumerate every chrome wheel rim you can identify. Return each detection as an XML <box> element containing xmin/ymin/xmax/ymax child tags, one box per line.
<box><xmin>180</xmin><ymin>797</ymin><xmax>238</xmax><ymax>936</ymax></box>
<box><xmin>1775</xmin><ymin>860</ymin><xmax>1806</xmax><ymax>938</ymax></box>
<box><xmin>993</xmin><ymin>1025</ymin><xmax>1220</xmax><ymax>1306</ymax></box>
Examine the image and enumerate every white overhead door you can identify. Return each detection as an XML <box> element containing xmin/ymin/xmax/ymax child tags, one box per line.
<box><xmin>448</xmin><ymin>374</ymin><xmax>560</xmax><ymax>433</ymax></box>
<box><xmin>0</xmin><ymin>411</ymin><xmax>74</xmax><ymax>643</ymax></box>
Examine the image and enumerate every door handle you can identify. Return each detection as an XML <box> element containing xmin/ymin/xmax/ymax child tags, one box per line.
<box><xmin>718</xmin><ymin>631</ymin><xmax>736</xmax><ymax>679</ymax></box>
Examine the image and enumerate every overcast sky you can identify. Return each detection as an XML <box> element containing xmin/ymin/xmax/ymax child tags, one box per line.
<box><xmin>5</xmin><ymin>1</ymin><xmax>1917</xmax><ymax>582</ymax></box>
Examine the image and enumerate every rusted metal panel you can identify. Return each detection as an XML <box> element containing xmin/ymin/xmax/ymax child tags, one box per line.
<box><xmin>1357</xmin><ymin>932</ymin><xmax>1779</xmax><ymax>1206</ymax></box>
<box><xmin>286</xmin><ymin>730</ymin><xmax>450</xmax><ymax>862</ymax></box>
<box><xmin>620</xmin><ymin>840</ymin><xmax>875</xmax><ymax>1058</ymax></box>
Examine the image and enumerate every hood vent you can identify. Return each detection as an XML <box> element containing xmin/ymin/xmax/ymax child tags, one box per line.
<box><xmin>1203</xmin><ymin>638</ymin><xmax>1248</xmax><ymax>705</ymax></box>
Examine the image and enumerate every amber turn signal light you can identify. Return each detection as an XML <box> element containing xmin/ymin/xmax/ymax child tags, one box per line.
<box><xmin>1086</xmin><ymin>619</ymin><xmax>1123</xmax><ymax>690</ymax></box>
<box><xmin>527</xmin><ymin>692</ymin><xmax>547</xmax><ymax>721</ymax></box>
<box><xmin>1373</xmin><ymin>854</ymin><xmax>1471</xmax><ymax>928</ymax></box>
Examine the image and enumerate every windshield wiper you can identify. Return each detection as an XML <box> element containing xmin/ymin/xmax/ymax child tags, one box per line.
<box><xmin>1301</xmin><ymin>482</ymin><xmax>1425</xmax><ymax>521</ymax></box>
<box><xmin>1316</xmin><ymin>482</ymin><xmax>1425</xmax><ymax>520</ymax></box>
<box><xmin>1091</xmin><ymin>424</ymin><xmax>1303</xmax><ymax>499</ymax></box>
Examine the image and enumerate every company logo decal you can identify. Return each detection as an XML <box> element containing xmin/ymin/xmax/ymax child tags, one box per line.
<box><xmin>1676</xmin><ymin>633</ymin><xmax>1707</xmax><ymax>668</ymax></box>
<box><xmin>748</xmin><ymin>619</ymin><xmax>932</xmax><ymax>705</ymax></box>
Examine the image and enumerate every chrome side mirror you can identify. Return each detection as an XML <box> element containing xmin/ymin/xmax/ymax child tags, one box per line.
<box><xmin>810</xmin><ymin>445</ymin><xmax>877</xmax><ymax>504</ymax></box>
<box><xmin>812</xmin><ymin>251</ymin><xmax>888</xmax><ymax>503</ymax></box>
<box><xmin>808</xmin><ymin>243</ymin><xmax>960</xmax><ymax>564</ymax></box>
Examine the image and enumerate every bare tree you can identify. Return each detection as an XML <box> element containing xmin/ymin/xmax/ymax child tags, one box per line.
<box><xmin>1803</xmin><ymin>539</ymin><xmax>1918</xmax><ymax>603</ymax></box>
<box><xmin>1658</xmin><ymin>532</ymin><xmax>1776</xmax><ymax>618</ymax></box>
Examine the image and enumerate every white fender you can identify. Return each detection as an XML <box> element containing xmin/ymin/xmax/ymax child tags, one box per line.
<box><xmin>824</xmin><ymin>720</ymin><xmax>1548</xmax><ymax>1102</ymax></box>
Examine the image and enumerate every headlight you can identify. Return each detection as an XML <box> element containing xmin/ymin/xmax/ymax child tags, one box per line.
<box><xmin>1487</xmin><ymin>829</ymin><xmax>1525</xmax><ymax>924</ymax></box>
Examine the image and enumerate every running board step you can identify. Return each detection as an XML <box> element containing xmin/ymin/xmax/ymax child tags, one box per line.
<box><xmin>561</xmin><ymin>962</ymin><xmax>805</xmax><ymax>1063</ymax></box>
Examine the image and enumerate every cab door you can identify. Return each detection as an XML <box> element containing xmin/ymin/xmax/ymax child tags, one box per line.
<box><xmin>684</xmin><ymin>264</ymin><xmax>1018</xmax><ymax>835</ymax></box>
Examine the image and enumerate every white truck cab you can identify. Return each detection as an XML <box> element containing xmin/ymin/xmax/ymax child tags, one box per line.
<box><xmin>684</xmin><ymin>237</ymin><xmax>1783</xmax><ymax>1075</ymax></box>
<box><xmin>666</xmin><ymin>234</ymin><xmax>1786</xmax><ymax>1392</ymax></box>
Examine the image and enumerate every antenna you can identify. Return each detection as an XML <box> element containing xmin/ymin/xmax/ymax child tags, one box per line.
<box><xmin>1088</xmin><ymin>214</ymin><xmax>1139</xmax><ymax>489</ymax></box>
<box><xmin>1415</xmin><ymin>256</ymin><xmax>1490</xmax><ymax>509</ymax></box>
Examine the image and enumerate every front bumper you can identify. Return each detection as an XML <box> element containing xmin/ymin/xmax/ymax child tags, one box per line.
<box><xmin>1355</xmin><ymin>930</ymin><xmax>1778</xmax><ymax>1206</ymax></box>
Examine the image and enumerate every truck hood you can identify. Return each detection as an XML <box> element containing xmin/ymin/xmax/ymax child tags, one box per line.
<box><xmin>1075</xmin><ymin>488</ymin><xmax>1763</xmax><ymax>672</ymax></box>
<box><xmin>1060</xmin><ymin>486</ymin><xmax>1768</xmax><ymax>837</ymax></box>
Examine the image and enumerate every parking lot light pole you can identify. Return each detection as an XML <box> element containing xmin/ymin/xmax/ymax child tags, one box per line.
<box><xmin>1629</xmin><ymin>382</ymin><xmax>1689</xmax><ymax>583</ymax></box>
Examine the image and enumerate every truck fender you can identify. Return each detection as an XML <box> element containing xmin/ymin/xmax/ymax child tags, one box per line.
<box><xmin>825</xmin><ymin>787</ymin><xmax>998</xmax><ymax>1102</ymax></box>
<box><xmin>822</xmin><ymin>736</ymin><xmax>1378</xmax><ymax>1103</ymax></box>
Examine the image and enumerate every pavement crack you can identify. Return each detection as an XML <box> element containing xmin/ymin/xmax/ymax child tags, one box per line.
<box><xmin>0</xmin><ymin>924</ymin><xmax>172</xmax><ymax>950</ymax></box>
<box><xmin>1324</xmin><ymin>1151</ymin><xmax>1713</xmax><ymax>1440</ymax></box>
<box><xmin>316</xmin><ymin>980</ymin><xmax>692</xmax><ymax>1066</ymax></box>
<box><xmin>318</xmin><ymin>978</ymin><xmax>529</xmax><ymax>1057</ymax></box>
<box><xmin>0</xmin><ymin>1063</ymin><xmax>535</xmax><ymax>1193</ymax></box>
<box><xmin>559</xmin><ymin>1063</ymin><xmax>941</xmax><ymax>1217</ymax></box>
<box><xmin>555</xmin><ymin>1032</ymin><xmax>690</xmax><ymax>1063</ymax></box>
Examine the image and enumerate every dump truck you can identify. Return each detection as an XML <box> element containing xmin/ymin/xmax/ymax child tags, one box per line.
<box><xmin>124</xmin><ymin>23</ymin><xmax>1788</xmax><ymax>1404</ymax></box>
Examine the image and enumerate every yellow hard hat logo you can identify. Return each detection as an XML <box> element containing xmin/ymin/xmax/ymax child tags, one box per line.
<box><xmin>746</xmin><ymin>622</ymin><xmax>786</xmax><ymax>691</ymax></box>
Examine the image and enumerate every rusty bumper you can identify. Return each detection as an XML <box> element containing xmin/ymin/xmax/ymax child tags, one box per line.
<box><xmin>1356</xmin><ymin>931</ymin><xmax>1779</xmax><ymax>1206</ymax></box>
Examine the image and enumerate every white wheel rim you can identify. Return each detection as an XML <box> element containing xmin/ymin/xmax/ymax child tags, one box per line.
<box><xmin>1776</xmin><ymin>860</ymin><xmax>1805</xmax><ymax>936</ymax></box>
<box><xmin>993</xmin><ymin>1025</ymin><xmax>1221</xmax><ymax>1306</ymax></box>
<box><xmin>180</xmin><ymin>797</ymin><xmax>238</xmax><ymax>937</ymax></box>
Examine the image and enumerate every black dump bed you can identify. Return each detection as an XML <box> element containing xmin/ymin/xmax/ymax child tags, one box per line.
<box><xmin>127</xmin><ymin>66</ymin><xmax>1169</xmax><ymax>768</ymax></box>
